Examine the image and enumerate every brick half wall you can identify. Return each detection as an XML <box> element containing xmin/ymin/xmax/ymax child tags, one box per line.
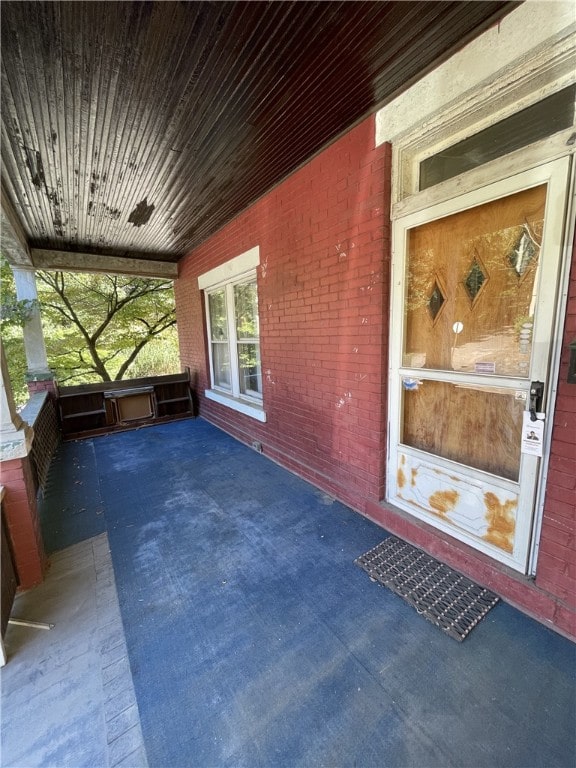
<box><xmin>1</xmin><ymin>455</ymin><xmax>46</xmax><ymax>589</ymax></box>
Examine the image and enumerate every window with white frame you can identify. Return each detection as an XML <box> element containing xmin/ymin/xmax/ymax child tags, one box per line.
<box><xmin>207</xmin><ymin>277</ymin><xmax>261</xmax><ymax>397</ymax></box>
<box><xmin>198</xmin><ymin>247</ymin><xmax>266</xmax><ymax>421</ymax></box>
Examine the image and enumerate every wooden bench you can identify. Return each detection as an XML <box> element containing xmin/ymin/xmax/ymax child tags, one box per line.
<box><xmin>57</xmin><ymin>371</ymin><xmax>194</xmax><ymax>439</ymax></box>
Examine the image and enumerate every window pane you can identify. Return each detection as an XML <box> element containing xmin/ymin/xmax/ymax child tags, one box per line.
<box><xmin>235</xmin><ymin>282</ymin><xmax>259</xmax><ymax>340</ymax></box>
<box><xmin>238</xmin><ymin>342</ymin><xmax>261</xmax><ymax>396</ymax></box>
<box><xmin>212</xmin><ymin>342</ymin><xmax>231</xmax><ymax>388</ymax></box>
<box><xmin>404</xmin><ymin>185</ymin><xmax>546</xmax><ymax>378</ymax></box>
<box><xmin>209</xmin><ymin>290</ymin><xmax>228</xmax><ymax>341</ymax></box>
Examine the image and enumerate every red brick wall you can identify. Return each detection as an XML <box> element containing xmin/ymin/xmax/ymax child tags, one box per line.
<box><xmin>27</xmin><ymin>378</ymin><xmax>56</xmax><ymax>396</ymax></box>
<box><xmin>1</xmin><ymin>456</ymin><xmax>46</xmax><ymax>588</ymax></box>
<box><xmin>534</xmin><ymin>235</ymin><xmax>576</xmax><ymax>636</ymax></box>
<box><xmin>176</xmin><ymin>114</ymin><xmax>575</xmax><ymax>639</ymax></box>
<box><xmin>176</xmin><ymin>116</ymin><xmax>391</xmax><ymax>509</ymax></box>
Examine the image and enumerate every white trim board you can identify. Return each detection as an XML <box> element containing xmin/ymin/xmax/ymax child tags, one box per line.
<box><xmin>198</xmin><ymin>246</ymin><xmax>260</xmax><ymax>290</ymax></box>
<box><xmin>376</xmin><ymin>2</ymin><xmax>575</xmax><ymax>147</ymax></box>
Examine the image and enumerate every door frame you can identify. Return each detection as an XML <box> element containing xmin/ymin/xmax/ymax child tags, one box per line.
<box><xmin>527</xmin><ymin>155</ymin><xmax>576</xmax><ymax>574</ymax></box>
<box><xmin>387</xmin><ymin>154</ymin><xmax>574</xmax><ymax>573</ymax></box>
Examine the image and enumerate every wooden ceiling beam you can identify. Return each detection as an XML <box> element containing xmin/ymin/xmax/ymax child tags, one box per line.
<box><xmin>1</xmin><ymin>183</ymin><xmax>32</xmax><ymax>267</ymax></box>
<box><xmin>30</xmin><ymin>249</ymin><xmax>178</xmax><ymax>279</ymax></box>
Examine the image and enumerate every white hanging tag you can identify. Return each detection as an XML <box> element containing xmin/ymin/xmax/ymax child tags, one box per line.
<box><xmin>521</xmin><ymin>412</ymin><xmax>545</xmax><ymax>457</ymax></box>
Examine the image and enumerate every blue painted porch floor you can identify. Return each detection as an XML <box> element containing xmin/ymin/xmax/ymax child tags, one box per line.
<box><xmin>3</xmin><ymin>418</ymin><xmax>576</xmax><ymax>767</ymax></box>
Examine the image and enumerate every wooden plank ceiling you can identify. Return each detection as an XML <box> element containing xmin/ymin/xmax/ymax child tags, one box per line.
<box><xmin>1</xmin><ymin>1</ymin><xmax>517</xmax><ymax>269</ymax></box>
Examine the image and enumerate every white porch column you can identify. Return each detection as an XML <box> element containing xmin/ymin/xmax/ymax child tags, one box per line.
<box><xmin>11</xmin><ymin>267</ymin><xmax>52</xmax><ymax>382</ymax></box>
<box><xmin>0</xmin><ymin>339</ymin><xmax>33</xmax><ymax>460</ymax></box>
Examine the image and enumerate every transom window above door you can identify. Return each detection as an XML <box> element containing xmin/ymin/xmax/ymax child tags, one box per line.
<box><xmin>418</xmin><ymin>85</ymin><xmax>575</xmax><ymax>191</ymax></box>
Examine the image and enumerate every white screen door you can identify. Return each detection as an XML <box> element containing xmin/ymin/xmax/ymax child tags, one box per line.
<box><xmin>388</xmin><ymin>158</ymin><xmax>571</xmax><ymax>572</ymax></box>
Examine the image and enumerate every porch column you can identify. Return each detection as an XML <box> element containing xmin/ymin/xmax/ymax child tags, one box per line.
<box><xmin>11</xmin><ymin>266</ymin><xmax>55</xmax><ymax>395</ymax></box>
<box><xmin>0</xmin><ymin>339</ymin><xmax>46</xmax><ymax>587</ymax></box>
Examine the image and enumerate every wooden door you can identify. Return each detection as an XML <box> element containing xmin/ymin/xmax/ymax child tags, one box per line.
<box><xmin>388</xmin><ymin>159</ymin><xmax>571</xmax><ymax>571</ymax></box>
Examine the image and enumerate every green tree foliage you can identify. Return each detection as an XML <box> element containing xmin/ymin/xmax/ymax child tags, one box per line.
<box><xmin>36</xmin><ymin>271</ymin><xmax>178</xmax><ymax>384</ymax></box>
<box><xmin>0</xmin><ymin>255</ymin><xmax>29</xmax><ymax>405</ymax></box>
<box><xmin>1</xmin><ymin>256</ymin><xmax>179</xmax><ymax>402</ymax></box>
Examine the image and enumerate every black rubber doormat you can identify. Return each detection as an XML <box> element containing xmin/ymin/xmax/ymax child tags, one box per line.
<box><xmin>355</xmin><ymin>537</ymin><xmax>500</xmax><ymax>641</ymax></box>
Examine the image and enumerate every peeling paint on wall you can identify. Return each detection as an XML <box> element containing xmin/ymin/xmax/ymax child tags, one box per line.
<box><xmin>336</xmin><ymin>243</ymin><xmax>347</xmax><ymax>261</ymax></box>
<box><xmin>336</xmin><ymin>392</ymin><xmax>352</xmax><ymax>409</ymax></box>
